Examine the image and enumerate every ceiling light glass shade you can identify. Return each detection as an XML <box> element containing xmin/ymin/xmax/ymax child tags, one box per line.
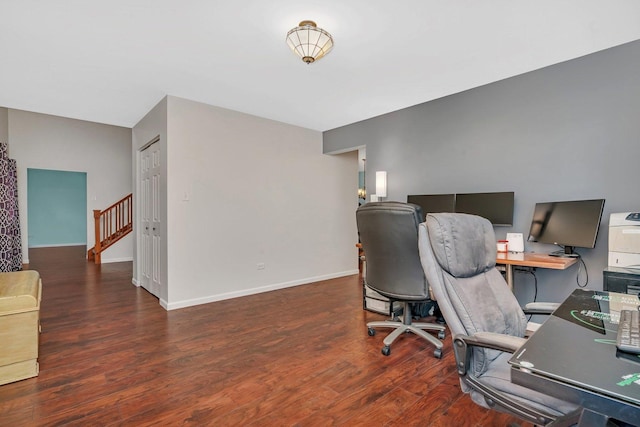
<box><xmin>286</xmin><ymin>20</ymin><xmax>334</xmax><ymax>64</ymax></box>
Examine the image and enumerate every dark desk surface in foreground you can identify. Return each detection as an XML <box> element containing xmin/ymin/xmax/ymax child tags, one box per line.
<box><xmin>509</xmin><ymin>289</ymin><xmax>640</xmax><ymax>426</ymax></box>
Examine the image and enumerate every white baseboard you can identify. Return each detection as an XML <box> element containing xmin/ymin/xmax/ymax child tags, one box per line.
<box><xmin>100</xmin><ymin>256</ymin><xmax>133</xmax><ymax>264</ymax></box>
<box><xmin>131</xmin><ymin>278</ymin><xmax>140</xmax><ymax>287</ymax></box>
<box><xmin>28</xmin><ymin>243</ymin><xmax>87</xmax><ymax>248</ymax></box>
<box><xmin>162</xmin><ymin>269</ymin><xmax>359</xmax><ymax>311</ymax></box>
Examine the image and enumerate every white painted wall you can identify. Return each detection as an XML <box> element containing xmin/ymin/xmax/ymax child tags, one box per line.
<box><xmin>132</xmin><ymin>96</ymin><xmax>358</xmax><ymax>310</ymax></box>
<box><xmin>8</xmin><ymin>109</ymin><xmax>133</xmax><ymax>263</ymax></box>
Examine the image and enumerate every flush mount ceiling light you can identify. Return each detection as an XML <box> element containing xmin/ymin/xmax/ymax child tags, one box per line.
<box><xmin>286</xmin><ymin>20</ymin><xmax>334</xmax><ymax>64</ymax></box>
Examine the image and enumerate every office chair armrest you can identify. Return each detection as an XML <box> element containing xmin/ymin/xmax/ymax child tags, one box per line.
<box><xmin>465</xmin><ymin>332</ymin><xmax>526</xmax><ymax>353</ymax></box>
<box><xmin>452</xmin><ymin>332</ymin><xmax>570</xmax><ymax>426</ymax></box>
<box><xmin>453</xmin><ymin>332</ymin><xmax>527</xmax><ymax>376</ymax></box>
<box><xmin>522</xmin><ymin>302</ymin><xmax>560</xmax><ymax>315</ymax></box>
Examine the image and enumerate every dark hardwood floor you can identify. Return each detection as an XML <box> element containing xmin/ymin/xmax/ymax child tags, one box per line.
<box><xmin>0</xmin><ymin>246</ymin><xmax>531</xmax><ymax>426</ymax></box>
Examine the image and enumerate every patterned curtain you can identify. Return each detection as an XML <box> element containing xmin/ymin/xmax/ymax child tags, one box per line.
<box><xmin>0</xmin><ymin>143</ymin><xmax>22</xmax><ymax>271</ymax></box>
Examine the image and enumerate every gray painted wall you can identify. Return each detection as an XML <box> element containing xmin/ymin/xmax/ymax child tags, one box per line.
<box><xmin>0</xmin><ymin>108</ymin><xmax>7</xmax><ymax>143</ymax></box>
<box><xmin>324</xmin><ymin>39</ymin><xmax>640</xmax><ymax>305</ymax></box>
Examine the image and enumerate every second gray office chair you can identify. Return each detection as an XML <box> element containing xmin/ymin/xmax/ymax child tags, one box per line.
<box><xmin>356</xmin><ymin>202</ymin><xmax>445</xmax><ymax>358</ymax></box>
<box><xmin>418</xmin><ymin>213</ymin><xmax>581</xmax><ymax>426</ymax></box>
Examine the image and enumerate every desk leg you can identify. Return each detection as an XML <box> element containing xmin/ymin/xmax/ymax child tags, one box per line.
<box><xmin>505</xmin><ymin>264</ymin><xmax>514</xmax><ymax>292</ymax></box>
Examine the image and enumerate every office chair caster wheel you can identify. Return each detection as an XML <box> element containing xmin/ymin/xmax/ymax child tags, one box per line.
<box><xmin>438</xmin><ymin>330</ymin><xmax>445</xmax><ymax>339</ymax></box>
<box><xmin>434</xmin><ymin>348</ymin><xmax>442</xmax><ymax>359</ymax></box>
<box><xmin>368</xmin><ymin>328</ymin><xmax>376</xmax><ymax>336</ymax></box>
<box><xmin>381</xmin><ymin>346</ymin><xmax>391</xmax><ymax>356</ymax></box>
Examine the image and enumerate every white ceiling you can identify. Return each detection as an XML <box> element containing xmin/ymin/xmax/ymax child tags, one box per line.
<box><xmin>2</xmin><ymin>1</ymin><xmax>640</xmax><ymax>131</ymax></box>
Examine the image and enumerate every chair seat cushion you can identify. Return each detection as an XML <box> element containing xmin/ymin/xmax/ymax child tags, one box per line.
<box><xmin>470</xmin><ymin>352</ymin><xmax>580</xmax><ymax>416</ymax></box>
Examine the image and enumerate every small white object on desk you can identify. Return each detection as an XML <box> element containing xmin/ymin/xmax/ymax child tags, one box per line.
<box><xmin>506</xmin><ymin>233</ymin><xmax>524</xmax><ymax>253</ymax></box>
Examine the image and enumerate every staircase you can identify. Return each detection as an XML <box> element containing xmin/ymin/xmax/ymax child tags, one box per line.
<box><xmin>87</xmin><ymin>194</ymin><xmax>132</xmax><ymax>264</ymax></box>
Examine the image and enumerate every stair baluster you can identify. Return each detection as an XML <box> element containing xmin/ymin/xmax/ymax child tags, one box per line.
<box><xmin>88</xmin><ymin>194</ymin><xmax>132</xmax><ymax>264</ymax></box>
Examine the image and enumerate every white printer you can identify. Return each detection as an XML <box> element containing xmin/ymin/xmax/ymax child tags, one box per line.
<box><xmin>609</xmin><ymin>212</ymin><xmax>640</xmax><ymax>269</ymax></box>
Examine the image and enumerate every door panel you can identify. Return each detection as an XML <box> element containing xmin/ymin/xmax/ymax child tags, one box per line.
<box><xmin>140</xmin><ymin>141</ymin><xmax>161</xmax><ymax>297</ymax></box>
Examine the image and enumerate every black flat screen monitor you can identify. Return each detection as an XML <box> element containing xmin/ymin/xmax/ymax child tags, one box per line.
<box><xmin>407</xmin><ymin>194</ymin><xmax>455</xmax><ymax>221</ymax></box>
<box><xmin>455</xmin><ymin>191</ymin><xmax>515</xmax><ymax>226</ymax></box>
<box><xmin>528</xmin><ymin>199</ymin><xmax>605</xmax><ymax>257</ymax></box>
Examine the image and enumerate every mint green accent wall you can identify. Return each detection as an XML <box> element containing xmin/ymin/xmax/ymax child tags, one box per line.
<box><xmin>27</xmin><ymin>169</ymin><xmax>87</xmax><ymax>247</ymax></box>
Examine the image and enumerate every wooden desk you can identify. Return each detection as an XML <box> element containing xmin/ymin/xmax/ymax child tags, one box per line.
<box><xmin>359</xmin><ymin>242</ymin><xmax>576</xmax><ymax>292</ymax></box>
<box><xmin>495</xmin><ymin>252</ymin><xmax>578</xmax><ymax>291</ymax></box>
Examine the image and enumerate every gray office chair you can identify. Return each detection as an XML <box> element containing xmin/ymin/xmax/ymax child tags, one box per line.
<box><xmin>356</xmin><ymin>202</ymin><xmax>445</xmax><ymax>358</ymax></box>
<box><xmin>418</xmin><ymin>213</ymin><xmax>581</xmax><ymax>425</ymax></box>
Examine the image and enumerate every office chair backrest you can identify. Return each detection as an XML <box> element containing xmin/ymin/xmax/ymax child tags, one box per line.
<box><xmin>356</xmin><ymin>202</ymin><xmax>429</xmax><ymax>301</ymax></box>
<box><xmin>419</xmin><ymin>213</ymin><xmax>527</xmax><ymax>380</ymax></box>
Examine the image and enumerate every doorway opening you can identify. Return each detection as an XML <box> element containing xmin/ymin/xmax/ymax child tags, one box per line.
<box><xmin>358</xmin><ymin>147</ymin><xmax>366</xmax><ymax>206</ymax></box>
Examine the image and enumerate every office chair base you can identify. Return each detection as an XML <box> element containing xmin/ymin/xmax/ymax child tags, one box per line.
<box><xmin>367</xmin><ymin>320</ymin><xmax>445</xmax><ymax>358</ymax></box>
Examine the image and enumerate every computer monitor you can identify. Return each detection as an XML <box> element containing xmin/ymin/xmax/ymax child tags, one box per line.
<box><xmin>406</xmin><ymin>194</ymin><xmax>455</xmax><ymax>221</ymax></box>
<box><xmin>454</xmin><ymin>191</ymin><xmax>515</xmax><ymax>226</ymax></box>
<box><xmin>528</xmin><ymin>199</ymin><xmax>605</xmax><ymax>257</ymax></box>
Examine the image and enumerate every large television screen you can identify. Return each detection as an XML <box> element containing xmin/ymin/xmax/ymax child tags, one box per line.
<box><xmin>528</xmin><ymin>199</ymin><xmax>605</xmax><ymax>256</ymax></box>
<box><xmin>455</xmin><ymin>192</ymin><xmax>515</xmax><ymax>226</ymax></box>
<box><xmin>407</xmin><ymin>194</ymin><xmax>455</xmax><ymax>221</ymax></box>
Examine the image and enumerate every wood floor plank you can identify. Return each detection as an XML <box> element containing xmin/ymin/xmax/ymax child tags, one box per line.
<box><xmin>0</xmin><ymin>246</ymin><xmax>528</xmax><ymax>426</ymax></box>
